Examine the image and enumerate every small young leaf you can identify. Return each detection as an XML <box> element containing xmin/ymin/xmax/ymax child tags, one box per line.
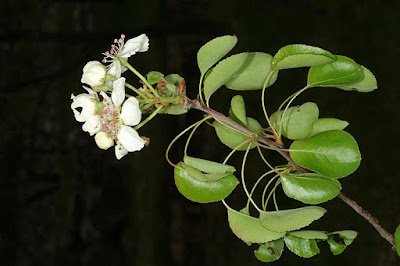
<box><xmin>395</xmin><ymin>225</ymin><xmax>400</xmax><ymax>256</ymax></box>
<box><xmin>270</xmin><ymin>102</ymin><xmax>319</xmax><ymax>140</ymax></box>
<box><xmin>225</xmin><ymin>52</ymin><xmax>277</xmax><ymax>90</ymax></box>
<box><xmin>183</xmin><ymin>155</ymin><xmax>236</xmax><ymax>174</ymax></box>
<box><xmin>204</xmin><ymin>53</ymin><xmax>248</xmax><ymax>103</ymax></box>
<box><xmin>326</xmin><ymin>231</ymin><xmax>358</xmax><ymax>255</ymax></box>
<box><xmin>213</xmin><ymin>121</ymin><xmax>255</xmax><ymax>151</ymax></box>
<box><xmin>272</xmin><ymin>44</ymin><xmax>335</xmax><ymax>71</ymax></box>
<box><xmin>231</xmin><ymin>95</ymin><xmax>248</xmax><ymax>126</ymax></box>
<box><xmin>281</xmin><ymin>173</ymin><xmax>342</xmax><ymax>204</ymax></box>
<box><xmin>174</xmin><ymin>162</ymin><xmax>238</xmax><ymax>203</ymax></box>
<box><xmin>226</xmin><ymin>205</ymin><xmax>285</xmax><ymax>243</ymax></box>
<box><xmin>309</xmin><ymin>118</ymin><xmax>349</xmax><ymax>137</ymax></box>
<box><xmin>147</xmin><ymin>71</ymin><xmax>164</xmax><ymax>84</ymax></box>
<box><xmin>307</xmin><ymin>55</ymin><xmax>361</xmax><ymax>87</ymax></box>
<box><xmin>247</xmin><ymin>117</ymin><xmax>264</xmax><ymax>135</ymax></box>
<box><xmin>197</xmin><ymin>35</ymin><xmax>238</xmax><ymax>75</ymax></box>
<box><xmin>164</xmin><ymin>74</ymin><xmax>183</xmax><ymax>95</ymax></box>
<box><xmin>288</xmin><ymin>230</ymin><xmax>328</xmax><ymax>240</ymax></box>
<box><xmin>338</xmin><ymin>65</ymin><xmax>378</xmax><ymax>92</ymax></box>
<box><xmin>259</xmin><ymin>206</ymin><xmax>327</xmax><ymax>233</ymax></box>
<box><xmin>284</xmin><ymin>234</ymin><xmax>320</xmax><ymax>258</ymax></box>
<box><xmin>254</xmin><ymin>239</ymin><xmax>284</xmax><ymax>262</ymax></box>
<box><xmin>290</xmin><ymin>130</ymin><xmax>361</xmax><ymax>178</ymax></box>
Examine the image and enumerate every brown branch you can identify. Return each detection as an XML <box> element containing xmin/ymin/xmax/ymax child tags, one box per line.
<box><xmin>183</xmin><ymin>97</ymin><xmax>397</xmax><ymax>248</ymax></box>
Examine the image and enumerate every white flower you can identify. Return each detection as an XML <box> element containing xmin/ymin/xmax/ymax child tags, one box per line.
<box><xmin>71</xmin><ymin>86</ymin><xmax>101</xmax><ymax>136</ymax></box>
<box><xmin>95</xmin><ymin>132</ymin><xmax>114</xmax><ymax>150</ymax></box>
<box><xmin>81</xmin><ymin>61</ymin><xmax>107</xmax><ymax>87</ymax></box>
<box><xmin>102</xmin><ymin>34</ymin><xmax>149</xmax><ymax>78</ymax></box>
<box><xmin>95</xmin><ymin>77</ymin><xmax>146</xmax><ymax>159</ymax></box>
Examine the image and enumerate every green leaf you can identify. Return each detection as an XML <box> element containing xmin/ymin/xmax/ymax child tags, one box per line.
<box><xmin>259</xmin><ymin>206</ymin><xmax>327</xmax><ymax>233</ymax></box>
<box><xmin>307</xmin><ymin>55</ymin><xmax>361</xmax><ymax>87</ymax></box>
<box><xmin>197</xmin><ymin>35</ymin><xmax>238</xmax><ymax>75</ymax></box>
<box><xmin>288</xmin><ymin>230</ymin><xmax>328</xmax><ymax>240</ymax></box>
<box><xmin>164</xmin><ymin>74</ymin><xmax>183</xmax><ymax>95</ymax></box>
<box><xmin>226</xmin><ymin>205</ymin><xmax>285</xmax><ymax>243</ymax></box>
<box><xmin>231</xmin><ymin>95</ymin><xmax>248</xmax><ymax>126</ymax></box>
<box><xmin>158</xmin><ymin>104</ymin><xmax>188</xmax><ymax>115</ymax></box>
<box><xmin>281</xmin><ymin>173</ymin><xmax>342</xmax><ymax>204</ymax></box>
<box><xmin>272</xmin><ymin>44</ymin><xmax>335</xmax><ymax>71</ymax></box>
<box><xmin>284</xmin><ymin>234</ymin><xmax>320</xmax><ymax>258</ymax></box>
<box><xmin>309</xmin><ymin>118</ymin><xmax>349</xmax><ymax>137</ymax></box>
<box><xmin>326</xmin><ymin>235</ymin><xmax>346</xmax><ymax>255</ymax></box>
<box><xmin>254</xmin><ymin>239</ymin><xmax>284</xmax><ymax>262</ymax></box>
<box><xmin>270</xmin><ymin>102</ymin><xmax>319</xmax><ymax>140</ymax></box>
<box><xmin>326</xmin><ymin>231</ymin><xmax>357</xmax><ymax>255</ymax></box>
<box><xmin>213</xmin><ymin>121</ymin><xmax>255</xmax><ymax>151</ymax></box>
<box><xmin>330</xmin><ymin>230</ymin><xmax>358</xmax><ymax>245</ymax></box>
<box><xmin>395</xmin><ymin>225</ymin><xmax>400</xmax><ymax>256</ymax></box>
<box><xmin>181</xmin><ymin>163</ymin><xmax>229</xmax><ymax>182</ymax></box>
<box><xmin>146</xmin><ymin>71</ymin><xmax>164</xmax><ymax>84</ymax></box>
<box><xmin>225</xmin><ymin>52</ymin><xmax>277</xmax><ymax>90</ymax></box>
<box><xmin>174</xmin><ymin>162</ymin><xmax>239</xmax><ymax>203</ymax></box>
<box><xmin>338</xmin><ymin>65</ymin><xmax>378</xmax><ymax>92</ymax></box>
<box><xmin>204</xmin><ymin>53</ymin><xmax>248</xmax><ymax>103</ymax></box>
<box><xmin>290</xmin><ymin>130</ymin><xmax>361</xmax><ymax>178</ymax></box>
<box><xmin>183</xmin><ymin>155</ymin><xmax>236</xmax><ymax>174</ymax></box>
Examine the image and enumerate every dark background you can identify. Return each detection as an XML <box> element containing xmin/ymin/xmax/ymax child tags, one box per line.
<box><xmin>1</xmin><ymin>0</ymin><xmax>400</xmax><ymax>265</ymax></box>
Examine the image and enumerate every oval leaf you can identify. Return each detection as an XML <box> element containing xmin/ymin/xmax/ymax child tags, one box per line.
<box><xmin>307</xmin><ymin>55</ymin><xmax>361</xmax><ymax>87</ymax></box>
<box><xmin>309</xmin><ymin>118</ymin><xmax>349</xmax><ymax>137</ymax></box>
<box><xmin>227</xmin><ymin>205</ymin><xmax>285</xmax><ymax>243</ymax></box>
<box><xmin>338</xmin><ymin>65</ymin><xmax>378</xmax><ymax>92</ymax></box>
<box><xmin>290</xmin><ymin>130</ymin><xmax>361</xmax><ymax>178</ymax></box>
<box><xmin>270</xmin><ymin>102</ymin><xmax>319</xmax><ymax>140</ymax></box>
<box><xmin>174</xmin><ymin>162</ymin><xmax>238</xmax><ymax>203</ymax></box>
<box><xmin>281</xmin><ymin>173</ymin><xmax>342</xmax><ymax>204</ymax></box>
<box><xmin>284</xmin><ymin>234</ymin><xmax>320</xmax><ymax>258</ymax></box>
<box><xmin>197</xmin><ymin>35</ymin><xmax>238</xmax><ymax>75</ymax></box>
<box><xmin>213</xmin><ymin>121</ymin><xmax>255</xmax><ymax>151</ymax></box>
<box><xmin>146</xmin><ymin>71</ymin><xmax>164</xmax><ymax>84</ymax></box>
<box><xmin>225</xmin><ymin>52</ymin><xmax>277</xmax><ymax>90</ymax></box>
<box><xmin>231</xmin><ymin>95</ymin><xmax>247</xmax><ymax>126</ymax></box>
<box><xmin>204</xmin><ymin>53</ymin><xmax>248</xmax><ymax>103</ymax></box>
<box><xmin>272</xmin><ymin>44</ymin><xmax>335</xmax><ymax>71</ymax></box>
<box><xmin>183</xmin><ymin>155</ymin><xmax>235</xmax><ymax>174</ymax></box>
<box><xmin>254</xmin><ymin>239</ymin><xmax>284</xmax><ymax>262</ymax></box>
<box><xmin>289</xmin><ymin>230</ymin><xmax>328</xmax><ymax>240</ymax></box>
<box><xmin>259</xmin><ymin>206</ymin><xmax>327</xmax><ymax>233</ymax></box>
<box><xmin>395</xmin><ymin>225</ymin><xmax>400</xmax><ymax>256</ymax></box>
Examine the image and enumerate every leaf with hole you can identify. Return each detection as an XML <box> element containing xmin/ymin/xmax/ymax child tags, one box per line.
<box><xmin>254</xmin><ymin>238</ymin><xmax>284</xmax><ymax>262</ymax></box>
<box><xmin>290</xmin><ymin>130</ymin><xmax>361</xmax><ymax>178</ymax></box>
<box><xmin>284</xmin><ymin>234</ymin><xmax>320</xmax><ymax>258</ymax></box>
<box><xmin>326</xmin><ymin>231</ymin><xmax>357</xmax><ymax>255</ymax></box>
<box><xmin>309</xmin><ymin>118</ymin><xmax>349</xmax><ymax>137</ymax></box>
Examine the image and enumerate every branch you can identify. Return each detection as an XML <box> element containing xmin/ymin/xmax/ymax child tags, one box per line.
<box><xmin>183</xmin><ymin>97</ymin><xmax>396</xmax><ymax>248</ymax></box>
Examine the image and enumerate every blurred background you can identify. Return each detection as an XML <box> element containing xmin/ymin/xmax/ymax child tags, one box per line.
<box><xmin>1</xmin><ymin>0</ymin><xmax>400</xmax><ymax>265</ymax></box>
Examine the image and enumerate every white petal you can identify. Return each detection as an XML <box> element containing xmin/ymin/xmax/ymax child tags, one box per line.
<box><xmin>108</xmin><ymin>60</ymin><xmax>122</xmax><ymax>78</ymax></box>
<box><xmin>71</xmin><ymin>94</ymin><xmax>96</xmax><ymax>122</ymax></box>
<box><xmin>82</xmin><ymin>115</ymin><xmax>101</xmax><ymax>136</ymax></box>
<box><xmin>120</xmin><ymin>97</ymin><xmax>142</xmax><ymax>126</ymax></box>
<box><xmin>117</xmin><ymin>125</ymin><xmax>145</xmax><ymax>152</ymax></box>
<box><xmin>112</xmin><ymin>77</ymin><xmax>126</xmax><ymax>107</ymax></box>
<box><xmin>115</xmin><ymin>141</ymin><xmax>128</xmax><ymax>160</ymax></box>
<box><xmin>118</xmin><ymin>34</ymin><xmax>149</xmax><ymax>58</ymax></box>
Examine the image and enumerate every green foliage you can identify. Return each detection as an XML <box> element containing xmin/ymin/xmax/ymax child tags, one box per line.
<box><xmin>213</xmin><ymin>121</ymin><xmax>255</xmax><ymax>151</ymax></box>
<box><xmin>290</xmin><ymin>130</ymin><xmax>361</xmax><ymax>178</ymax></box>
<box><xmin>174</xmin><ymin>162</ymin><xmax>238</xmax><ymax>203</ymax></box>
<box><xmin>338</xmin><ymin>65</ymin><xmax>378</xmax><ymax>92</ymax></box>
<box><xmin>181</xmin><ymin>163</ymin><xmax>230</xmax><ymax>182</ymax></box>
<box><xmin>284</xmin><ymin>234</ymin><xmax>320</xmax><ymax>258</ymax></box>
<box><xmin>230</xmin><ymin>95</ymin><xmax>248</xmax><ymax>125</ymax></box>
<box><xmin>197</xmin><ymin>35</ymin><xmax>238</xmax><ymax>75</ymax></box>
<box><xmin>204</xmin><ymin>53</ymin><xmax>248</xmax><ymax>103</ymax></box>
<box><xmin>259</xmin><ymin>206</ymin><xmax>327</xmax><ymax>232</ymax></box>
<box><xmin>146</xmin><ymin>71</ymin><xmax>164</xmax><ymax>84</ymax></box>
<box><xmin>254</xmin><ymin>239</ymin><xmax>284</xmax><ymax>262</ymax></box>
<box><xmin>281</xmin><ymin>173</ymin><xmax>342</xmax><ymax>204</ymax></box>
<box><xmin>158</xmin><ymin>104</ymin><xmax>188</xmax><ymax>115</ymax></box>
<box><xmin>183</xmin><ymin>155</ymin><xmax>236</xmax><ymax>174</ymax></box>
<box><xmin>270</xmin><ymin>102</ymin><xmax>319</xmax><ymax>140</ymax></box>
<box><xmin>288</xmin><ymin>230</ymin><xmax>328</xmax><ymax>240</ymax></box>
<box><xmin>395</xmin><ymin>225</ymin><xmax>400</xmax><ymax>256</ymax></box>
<box><xmin>225</xmin><ymin>52</ymin><xmax>277</xmax><ymax>90</ymax></box>
<box><xmin>326</xmin><ymin>231</ymin><xmax>358</xmax><ymax>255</ymax></box>
<box><xmin>164</xmin><ymin>74</ymin><xmax>183</xmax><ymax>95</ymax></box>
<box><xmin>272</xmin><ymin>44</ymin><xmax>335</xmax><ymax>71</ymax></box>
<box><xmin>309</xmin><ymin>118</ymin><xmax>349</xmax><ymax>137</ymax></box>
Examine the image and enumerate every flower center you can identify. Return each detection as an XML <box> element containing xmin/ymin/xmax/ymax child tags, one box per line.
<box><xmin>101</xmin><ymin>34</ymin><xmax>126</xmax><ymax>64</ymax></box>
<box><xmin>99</xmin><ymin>97</ymin><xmax>121</xmax><ymax>140</ymax></box>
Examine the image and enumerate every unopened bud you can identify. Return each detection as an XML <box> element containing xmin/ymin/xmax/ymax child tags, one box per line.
<box><xmin>94</xmin><ymin>132</ymin><xmax>114</xmax><ymax>150</ymax></box>
<box><xmin>81</xmin><ymin>61</ymin><xmax>107</xmax><ymax>87</ymax></box>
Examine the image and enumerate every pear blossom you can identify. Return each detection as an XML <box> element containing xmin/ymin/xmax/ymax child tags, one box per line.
<box><xmin>81</xmin><ymin>61</ymin><xmax>107</xmax><ymax>87</ymax></box>
<box><xmin>102</xmin><ymin>34</ymin><xmax>149</xmax><ymax>78</ymax></box>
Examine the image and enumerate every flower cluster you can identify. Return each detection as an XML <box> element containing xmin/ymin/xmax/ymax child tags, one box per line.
<box><xmin>71</xmin><ymin>34</ymin><xmax>150</xmax><ymax>159</ymax></box>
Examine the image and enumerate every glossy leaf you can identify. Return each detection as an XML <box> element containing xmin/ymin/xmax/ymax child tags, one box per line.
<box><xmin>326</xmin><ymin>231</ymin><xmax>357</xmax><ymax>255</ymax></box>
<box><xmin>281</xmin><ymin>173</ymin><xmax>341</xmax><ymax>204</ymax></box>
<box><xmin>174</xmin><ymin>162</ymin><xmax>238</xmax><ymax>203</ymax></box>
<box><xmin>307</xmin><ymin>55</ymin><xmax>361</xmax><ymax>87</ymax></box>
<box><xmin>309</xmin><ymin>118</ymin><xmax>349</xmax><ymax>137</ymax></box>
<box><xmin>288</xmin><ymin>230</ymin><xmax>327</xmax><ymax>240</ymax></box>
<box><xmin>183</xmin><ymin>155</ymin><xmax>235</xmax><ymax>174</ymax></box>
<box><xmin>272</xmin><ymin>44</ymin><xmax>335</xmax><ymax>71</ymax></box>
<box><xmin>231</xmin><ymin>95</ymin><xmax>248</xmax><ymax>126</ymax></box>
<box><xmin>270</xmin><ymin>102</ymin><xmax>319</xmax><ymax>140</ymax></box>
<box><xmin>146</xmin><ymin>71</ymin><xmax>164</xmax><ymax>84</ymax></box>
<box><xmin>181</xmin><ymin>163</ymin><xmax>229</xmax><ymax>182</ymax></box>
<box><xmin>204</xmin><ymin>53</ymin><xmax>248</xmax><ymax>103</ymax></box>
<box><xmin>225</xmin><ymin>52</ymin><xmax>277</xmax><ymax>90</ymax></box>
<box><xmin>395</xmin><ymin>225</ymin><xmax>400</xmax><ymax>256</ymax></box>
<box><xmin>213</xmin><ymin>121</ymin><xmax>255</xmax><ymax>151</ymax></box>
<box><xmin>227</xmin><ymin>205</ymin><xmax>285</xmax><ymax>243</ymax></box>
<box><xmin>259</xmin><ymin>206</ymin><xmax>326</xmax><ymax>233</ymax></box>
<box><xmin>326</xmin><ymin>235</ymin><xmax>346</xmax><ymax>255</ymax></box>
<box><xmin>197</xmin><ymin>35</ymin><xmax>238</xmax><ymax>75</ymax></box>
<box><xmin>338</xmin><ymin>65</ymin><xmax>378</xmax><ymax>92</ymax></box>
<box><xmin>284</xmin><ymin>234</ymin><xmax>320</xmax><ymax>258</ymax></box>
<box><xmin>254</xmin><ymin>239</ymin><xmax>284</xmax><ymax>262</ymax></box>
<box><xmin>290</xmin><ymin>130</ymin><xmax>361</xmax><ymax>178</ymax></box>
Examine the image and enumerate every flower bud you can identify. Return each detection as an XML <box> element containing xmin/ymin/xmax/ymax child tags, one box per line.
<box><xmin>81</xmin><ymin>61</ymin><xmax>107</xmax><ymax>87</ymax></box>
<box><xmin>94</xmin><ymin>132</ymin><xmax>114</xmax><ymax>150</ymax></box>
